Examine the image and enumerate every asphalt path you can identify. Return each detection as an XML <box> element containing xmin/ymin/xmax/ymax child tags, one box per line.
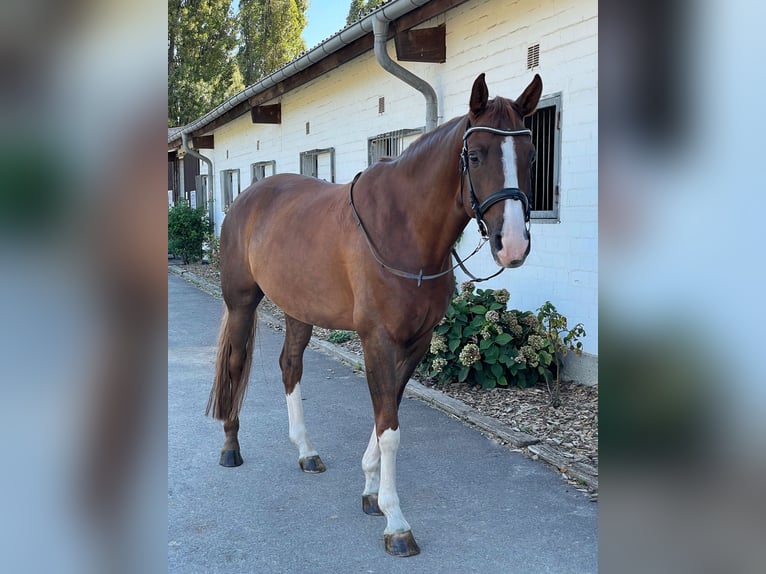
<box><xmin>168</xmin><ymin>272</ymin><xmax>597</xmax><ymax>573</ymax></box>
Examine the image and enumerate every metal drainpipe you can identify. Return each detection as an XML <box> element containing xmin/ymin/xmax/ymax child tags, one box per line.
<box><xmin>373</xmin><ymin>14</ymin><xmax>438</xmax><ymax>132</ymax></box>
<box><xmin>181</xmin><ymin>131</ymin><xmax>215</xmax><ymax>231</ymax></box>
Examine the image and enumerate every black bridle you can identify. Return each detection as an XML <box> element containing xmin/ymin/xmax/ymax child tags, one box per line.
<box><xmin>461</xmin><ymin>120</ymin><xmax>533</xmax><ymax>239</ymax></box>
<box><xmin>349</xmin><ymin>121</ymin><xmax>534</xmax><ymax>286</ymax></box>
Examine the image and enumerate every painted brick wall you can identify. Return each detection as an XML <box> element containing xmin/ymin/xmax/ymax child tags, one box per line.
<box><xmin>200</xmin><ymin>0</ymin><xmax>598</xmax><ymax>354</ymax></box>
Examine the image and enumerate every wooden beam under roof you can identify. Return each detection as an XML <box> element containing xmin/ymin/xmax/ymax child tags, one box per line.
<box><xmin>251</xmin><ymin>104</ymin><xmax>281</xmax><ymax>124</ymax></box>
<box><xmin>395</xmin><ymin>24</ymin><xmax>446</xmax><ymax>63</ymax></box>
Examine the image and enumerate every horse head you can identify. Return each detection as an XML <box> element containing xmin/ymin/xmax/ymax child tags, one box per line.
<box><xmin>463</xmin><ymin>73</ymin><xmax>542</xmax><ymax>268</ymax></box>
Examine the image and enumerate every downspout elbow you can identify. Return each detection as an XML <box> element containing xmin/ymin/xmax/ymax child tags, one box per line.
<box><xmin>373</xmin><ymin>14</ymin><xmax>438</xmax><ymax>132</ymax></box>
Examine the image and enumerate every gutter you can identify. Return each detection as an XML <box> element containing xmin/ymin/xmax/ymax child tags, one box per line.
<box><xmin>373</xmin><ymin>13</ymin><xmax>438</xmax><ymax>131</ymax></box>
<box><xmin>181</xmin><ymin>132</ymin><xmax>215</xmax><ymax>228</ymax></box>
<box><xmin>170</xmin><ymin>0</ymin><xmax>434</xmax><ymax>144</ymax></box>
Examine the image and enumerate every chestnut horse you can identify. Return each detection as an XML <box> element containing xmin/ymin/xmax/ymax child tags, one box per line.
<box><xmin>207</xmin><ymin>73</ymin><xmax>542</xmax><ymax>556</ymax></box>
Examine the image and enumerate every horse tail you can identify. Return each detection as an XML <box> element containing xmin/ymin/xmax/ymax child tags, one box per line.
<box><xmin>206</xmin><ymin>306</ymin><xmax>257</xmax><ymax>421</ymax></box>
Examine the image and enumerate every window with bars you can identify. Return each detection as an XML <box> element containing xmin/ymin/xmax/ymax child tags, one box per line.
<box><xmin>221</xmin><ymin>169</ymin><xmax>240</xmax><ymax>210</ymax></box>
<box><xmin>300</xmin><ymin>148</ymin><xmax>335</xmax><ymax>182</ymax></box>
<box><xmin>251</xmin><ymin>160</ymin><xmax>276</xmax><ymax>184</ymax></box>
<box><xmin>524</xmin><ymin>93</ymin><xmax>561</xmax><ymax>221</ymax></box>
<box><xmin>368</xmin><ymin>128</ymin><xmax>424</xmax><ymax>165</ymax></box>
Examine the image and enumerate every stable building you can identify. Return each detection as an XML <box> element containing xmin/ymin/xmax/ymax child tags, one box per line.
<box><xmin>167</xmin><ymin>0</ymin><xmax>598</xmax><ymax>383</ymax></box>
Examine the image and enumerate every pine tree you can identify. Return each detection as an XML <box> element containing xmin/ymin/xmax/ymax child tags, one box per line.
<box><xmin>168</xmin><ymin>0</ymin><xmax>241</xmax><ymax>127</ymax></box>
<box><xmin>237</xmin><ymin>0</ymin><xmax>308</xmax><ymax>87</ymax></box>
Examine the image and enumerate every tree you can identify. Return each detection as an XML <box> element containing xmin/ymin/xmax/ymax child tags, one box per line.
<box><xmin>237</xmin><ymin>0</ymin><xmax>308</xmax><ymax>86</ymax></box>
<box><xmin>168</xmin><ymin>0</ymin><xmax>242</xmax><ymax>127</ymax></box>
<box><xmin>346</xmin><ymin>0</ymin><xmax>383</xmax><ymax>26</ymax></box>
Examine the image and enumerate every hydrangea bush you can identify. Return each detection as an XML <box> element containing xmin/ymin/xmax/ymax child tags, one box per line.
<box><xmin>418</xmin><ymin>282</ymin><xmax>561</xmax><ymax>389</ymax></box>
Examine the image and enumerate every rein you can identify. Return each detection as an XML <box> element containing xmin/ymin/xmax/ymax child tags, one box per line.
<box><xmin>348</xmin><ymin>121</ymin><xmax>533</xmax><ymax>287</ymax></box>
<box><xmin>348</xmin><ymin>172</ymin><xmax>489</xmax><ymax>286</ymax></box>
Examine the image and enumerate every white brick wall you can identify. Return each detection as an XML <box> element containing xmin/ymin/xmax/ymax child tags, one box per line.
<box><xmin>199</xmin><ymin>0</ymin><xmax>598</xmax><ymax>355</ymax></box>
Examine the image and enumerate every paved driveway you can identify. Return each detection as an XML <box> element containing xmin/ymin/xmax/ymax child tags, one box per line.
<box><xmin>168</xmin><ymin>272</ymin><xmax>597</xmax><ymax>573</ymax></box>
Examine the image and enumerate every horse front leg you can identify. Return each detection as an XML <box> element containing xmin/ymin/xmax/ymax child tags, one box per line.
<box><xmin>361</xmin><ymin>330</ymin><xmax>430</xmax><ymax>557</ymax></box>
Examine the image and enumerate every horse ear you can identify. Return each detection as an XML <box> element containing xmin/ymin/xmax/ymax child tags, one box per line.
<box><xmin>469</xmin><ymin>73</ymin><xmax>489</xmax><ymax>115</ymax></box>
<box><xmin>515</xmin><ymin>74</ymin><xmax>543</xmax><ymax>117</ymax></box>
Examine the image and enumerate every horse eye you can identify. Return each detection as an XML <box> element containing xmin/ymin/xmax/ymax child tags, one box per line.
<box><xmin>468</xmin><ymin>151</ymin><xmax>481</xmax><ymax>166</ymax></box>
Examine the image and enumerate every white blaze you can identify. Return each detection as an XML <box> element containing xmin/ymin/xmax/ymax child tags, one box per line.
<box><xmin>497</xmin><ymin>137</ymin><xmax>530</xmax><ymax>266</ymax></box>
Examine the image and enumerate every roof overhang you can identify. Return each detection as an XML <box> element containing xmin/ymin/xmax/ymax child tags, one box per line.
<box><xmin>168</xmin><ymin>0</ymin><xmax>466</xmax><ymax>150</ymax></box>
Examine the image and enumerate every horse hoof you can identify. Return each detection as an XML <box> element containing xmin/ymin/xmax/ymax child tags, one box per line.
<box><xmin>219</xmin><ymin>449</ymin><xmax>243</xmax><ymax>467</ymax></box>
<box><xmin>362</xmin><ymin>494</ymin><xmax>383</xmax><ymax>516</ymax></box>
<box><xmin>298</xmin><ymin>455</ymin><xmax>326</xmax><ymax>473</ymax></box>
<box><xmin>384</xmin><ymin>531</ymin><xmax>420</xmax><ymax>557</ymax></box>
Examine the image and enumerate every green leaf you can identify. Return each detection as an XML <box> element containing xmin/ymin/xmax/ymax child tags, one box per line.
<box><xmin>458</xmin><ymin>366</ymin><xmax>470</xmax><ymax>382</ymax></box>
<box><xmin>479</xmin><ymin>338</ymin><xmax>493</xmax><ymax>350</ymax></box>
<box><xmin>435</xmin><ymin>323</ymin><xmax>450</xmax><ymax>335</ymax></box>
<box><xmin>490</xmin><ymin>363</ymin><xmax>503</xmax><ymax>380</ymax></box>
<box><xmin>498</xmin><ymin>375</ymin><xmax>508</xmax><ymax>387</ymax></box>
<box><xmin>484</xmin><ymin>345</ymin><xmax>499</xmax><ymax>363</ymax></box>
<box><xmin>448</xmin><ymin>337</ymin><xmax>461</xmax><ymax>353</ymax></box>
<box><xmin>495</xmin><ymin>333</ymin><xmax>513</xmax><ymax>346</ymax></box>
<box><xmin>470</xmin><ymin>305</ymin><xmax>488</xmax><ymax>314</ymax></box>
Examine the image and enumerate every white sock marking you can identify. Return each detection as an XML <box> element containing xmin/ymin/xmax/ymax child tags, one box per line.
<box><xmin>362</xmin><ymin>426</ymin><xmax>381</xmax><ymax>495</ymax></box>
<box><xmin>377</xmin><ymin>428</ymin><xmax>411</xmax><ymax>534</ymax></box>
<box><xmin>285</xmin><ymin>382</ymin><xmax>318</xmax><ymax>459</ymax></box>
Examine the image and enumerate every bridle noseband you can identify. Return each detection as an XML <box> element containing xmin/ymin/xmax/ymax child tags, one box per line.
<box><xmin>461</xmin><ymin>122</ymin><xmax>533</xmax><ymax>239</ymax></box>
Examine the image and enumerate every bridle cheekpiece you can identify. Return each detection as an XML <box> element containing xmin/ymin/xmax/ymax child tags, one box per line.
<box><xmin>461</xmin><ymin>121</ymin><xmax>533</xmax><ymax>239</ymax></box>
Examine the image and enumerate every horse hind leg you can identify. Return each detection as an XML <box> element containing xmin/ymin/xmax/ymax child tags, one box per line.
<box><xmin>207</xmin><ymin>293</ymin><xmax>262</xmax><ymax>467</ymax></box>
<box><xmin>280</xmin><ymin>315</ymin><xmax>325</xmax><ymax>473</ymax></box>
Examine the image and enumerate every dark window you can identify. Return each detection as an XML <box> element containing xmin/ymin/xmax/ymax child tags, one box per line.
<box><xmin>251</xmin><ymin>160</ymin><xmax>276</xmax><ymax>184</ymax></box>
<box><xmin>524</xmin><ymin>94</ymin><xmax>561</xmax><ymax>221</ymax></box>
<box><xmin>367</xmin><ymin>128</ymin><xmax>424</xmax><ymax>165</ymax></box>
<box><xmin>221</xmin><ymin>169</ymin><xmax>240</xmax><ymax>211</ymax></box>
<box><xmin>300</xmin><ymin>148</ymin><xmax>335</xmax><ymax>182</ymax></box>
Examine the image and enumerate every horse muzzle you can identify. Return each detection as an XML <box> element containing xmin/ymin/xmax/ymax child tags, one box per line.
<box><xmin>490</xmin><ymin>197</ymin><xmax>531</xmax><ymax>268</ymax></box>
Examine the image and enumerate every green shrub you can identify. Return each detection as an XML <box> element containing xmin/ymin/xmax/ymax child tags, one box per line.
<box><xmin>168</xmin><ymin>200</ymin><xmax>208</xmax><ymax>263</ymax></box>
<box><xmin>419</xmin><ymin>283</ymin><xmax>566</xmax><ymax>389</ymax></box>
<box><xmin>328</xmin><ymin>330</ymin><xmax>354</xmax><ymax>344</ymax></box>
<box><xmin>205</xmin><ymin>231</ymin><xmax>221</xmax><ymax>267</ymax></box>
<box><xmin>537</xmin><ymin>300</ymin><xmax>586</xmax><ymax>406</ymax></box>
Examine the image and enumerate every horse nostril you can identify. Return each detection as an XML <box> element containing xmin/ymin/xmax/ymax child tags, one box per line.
<box><xmin>492</xmin><ymin>234</ymin><xmax>503</xmax><ymax>252</ymax></box>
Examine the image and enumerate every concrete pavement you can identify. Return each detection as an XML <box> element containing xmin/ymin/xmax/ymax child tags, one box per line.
<box><xmin>168</xmin><ymin>272</ymin><xmax>597</xmax><ymax>573</ymax></box>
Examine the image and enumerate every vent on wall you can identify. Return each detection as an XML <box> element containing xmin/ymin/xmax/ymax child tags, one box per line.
<box><xmin>378</xmin><ymin>96</ymin><xmax>385</xmax><ymax>114</ymax></box>
<box><xmin>527</xmin><ymin>43</ymin><xmax>540</xmax><ymax>69</ymax></box>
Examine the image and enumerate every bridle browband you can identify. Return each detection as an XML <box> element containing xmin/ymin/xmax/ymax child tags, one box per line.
<box><xmin>348</xmin><ymin>119</ymin><xmax>533</xmax><ymax>286</ymax></box>
<box><xmin>461</xmin><ymin>121</ymin><xmax>533</xmax><ymax>239</ymax></box>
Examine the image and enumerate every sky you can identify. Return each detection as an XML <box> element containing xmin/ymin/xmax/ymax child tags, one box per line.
<box><xmin>303</xmin><ymin>0</ymin><xmax>351</xmax><ymax>48</ymax></box>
